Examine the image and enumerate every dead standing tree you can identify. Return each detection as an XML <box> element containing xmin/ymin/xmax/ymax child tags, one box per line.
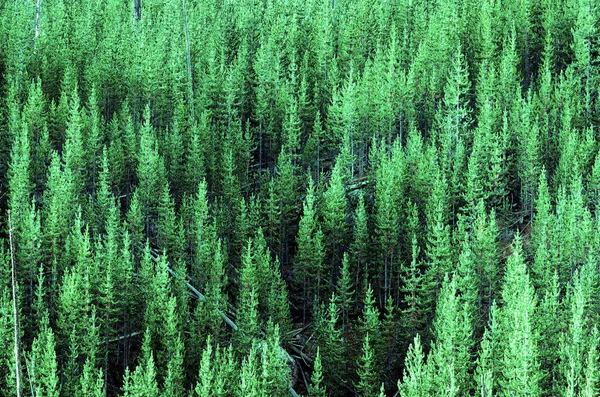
<box><xmin>9</xmin><ymin>211</ymin><xmax>23</xmax><ymax>397</ymax></box>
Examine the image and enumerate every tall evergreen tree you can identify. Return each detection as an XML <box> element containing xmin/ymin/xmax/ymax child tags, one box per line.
<box><xmin>499</xmin><ymin>234</ymin><xmax>541</xmax><ymax>397</ymax></box>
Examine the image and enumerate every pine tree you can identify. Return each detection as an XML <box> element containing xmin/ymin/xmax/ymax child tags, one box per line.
<box><xmin>474</xmin><ymin>304</ymin><xmax>498</xmax><ymax>397</ymax></box>
<box><xmin>336</xmin><ymin>253</ymin><xmax>354</xmax><ymax>331</ymax></box>
<box><xmin>424</xmin><ymin>170</ymin><xmax>453</xmax><ymax>314</ymax></box>
<box><xmin>351</xmin><ymin>191</ymin><xmax>370</xmax><ymax>291</ymax></box>
<box><xmin>472</xmin><ymin>202</ymin><xmax>499</xmax><ymax>318</ymax></box>
<box><xmin>427</xmin><ymin>274</ymin><xmax>473</xmax><ymax>396</ymax></box>
<box><xmin>310</xmin><ymin>348</ymin><xmax>327</xmax><ymax>397</ymax></box>
<box><xmin>161</xmin><ymin>296</ymin><xmax>184</xmax><ymax>397</ymax></box>
<box><xmin>571</xmin><ymin>0</ymin><xmax>597</xmax><ymax>123</ymax></box>
<box><xmin>315</xmin><ymin>295</ymin><xmax>345</xmax><ymax>395</ymax></box>
<box><xmin>194</xmin><ymin>337</ymin><xmax>214</xmax><ymax>397</ymax></box>
<box><xmin>374</xmin><ymin>146</ymin><xmax>402</xmax><ymax>302</ymax></box>
<box><xmin>499</xmin><ymin>234</ymin><xmax>541</xmax><ymax>397</ymax></box>
<box><xmin>400</xmin><ymin>234</ymin><xmax>426</xmax><ymax>338</ymax></box>
<box><xmin>581</xmin><ymin>327</ymin><xmax>598</xmax><ymax>397</ymax></box>
<box><xmin>261</xmin><ymin>321</ymin><xmax>291</xmax><ymax>396</ymax></box>
<box><xmin>235</xmin><ymin>240</ymin><xmax>261</xmax><ymax>354</ymax></box>
<box><xmin>295</xmin><ymin>175</ymin><xmax>326</xmax><ymax>319</ymax></box>
<box><xmin>360</xmin><ymin>285</ymin><xmax>384</xmax><ymax>385</ymax></box>
<box><xmin>78</xmin><ymin>358</ymin><xmax>104</xmax><ymax>397</ymax></box>
<box><xmin>238</xmin><ymin>342</ymin><xmax>260</xmax><ymax>397</ymax></box>
<box><xmin>399</xmin><ymin>334</ymin><xmax>429</xmax><ymax>397</ymax></box>
<box><xmin>121</xmin><ymin>331</ymin><xmax>160</xmax><ymax>397</ymax></box>
<box><xmin>559</xmin><ymin>261</ymin><xmax>595</xmax><ymax>397</ymax></box>
<box><xmin>356</xmin><ymin>332</ymin><xmax>378</xmax><ymax>397</ymax></box>
<box><xmin>136</xmin><ymin>104</ymin><xmax>167</xmax><ymax>239</ymax></box>
<box><xmin>29</xmin><ymin>316</ymin><xmax>59</xmax><ymax>397</ymax></box>
<box><xmin>323</xmin><ymin>160</ymin><xmax>348</xmax><ymax>285</ymax></box>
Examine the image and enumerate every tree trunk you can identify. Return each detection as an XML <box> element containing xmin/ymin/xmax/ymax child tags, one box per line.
<box><xmin>9</xmin><ymin>211</ymin><xmax>23</xmax><ymax>397</ymax></box>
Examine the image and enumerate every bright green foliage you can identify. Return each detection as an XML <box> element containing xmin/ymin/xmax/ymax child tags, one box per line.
<box><xmin>161</xmin><ymin>296</ymin><xmax>184</xmax><ymax>397</ymax></box>
<box><xmin>266</xmin><ymin>256</ymin><xmax>292</xmax><ymax>337</ymax></box>
<box><xmin>260</xmin><ymin>322</ymin><xmax>291</xmax><ymax>396</ymax></box>
<box><xmin>399</xmin><ymin>334</ymin><xmax>429</xmax><ymax>397</ymax></box>
<box><xmin>235</xmin><ymin>240</ymin><xmax>261</xmax><ymax>354</ymax></box>
<box><xmin>424</xmin><ymin>170</ymin><xmax>453</xmax><ymax>313</ymax></box>
<box><xmin>400</xmin><ymin>234</ymin><xmax>427</xmax><ymax>337</ymax></box>
<box><xmin>8</xmin><ymin>120</ymin><xmax>32</xmax><ymax>230</ymax></box>
<box><xmin>78</xmin><ymin>359</ymin><xmax>104</xmax><ymax>397</ymax></box>
<box><xmin>360</xmin><ymin>285</ymin><xmax>384</xmax><ymax>385</ymax></box>
<box><xmin>193</xmin><ymin>337</ymin><xmax>214</xmax><ymax>397</ymax></box>
<box><xmin>559</xmin><ymin>261</ymin><xmax>596</xmax><ymax>397</ymax></box>
<box><xmin>374</xmin><ymin>143</ymin><xmax>403</xmax><ymax>301</ymax></box>
<box><xmin>351</xmin><ymin>191</ymin><xmax>370</xmax><ymax>288</ymax></box>
<box><xmin>29</xmin><ymin>316</ymin><xmax>59</xmax><ymax>397</ymax></box>
<box><xmin>336</xmin><ymin>253</ymin><xmax>354</xmax><ymax>330</ymax></box>
<box><xmin>499</xmin><ymin>235</ymin><xmax>541</xmax><ymax>397</ymax></box>
<box><xmin>427</xmin><ymin>275</ymin><xmax>473</xmax><ymax>396</ymax></box>
<box><xmin>275</xmin><ymin>146</ymin><xmax>299</xmax><ymax>264</ymax></box>
<box><xmin>136</xmin><ymin>105</ymin><xmax>167</xmax><ymax>239</ymax></box>
<box><xmin>238</xmin><ymin>342</ymin><xmax>260</xmax><ymax>397</ymax></box>
<box><xmin>122</xmin><ymin>331</ymin><xmax>160</xmax><ymax>397</ymax></box>
<box><xmin>310</xmin><ymin>348</ymin><xmax>326</xmax><ymax>397</ymax></box>
<box><xmin>323</xmin><ymin>160</ymin><xmax>348</xmax><ymax>285</ymax></box>
<box><xmin>581</xmin><ymin>327</ymin><xmax>598</xmax><ymax>397</ymax></box>
<box><xmin>571</xmin><ymin>0</ymin><xmax>597</xmax><ymax>122</ymax></box>
<box><xmin>475</xmin><ymin>307</ymin><xmax>497</xmax><ymax>397</ymax></box>
<box><xmin>355</xmin><ymin>333</ymin><xmax>378</xmax><ymax>397</ymax></box>
<box><xmin>1</xmin><ymin>0</ymin><xmax>600</xmax><ymax>395</ymax></box>
<box><xmin>314</xmin><ymin>295</ymin><xmax>345</xmax><ymax>395</ymax></box>
<box><xmin>63</xmin><ymin>87</ymin><xmax>87</xmax><ymax>199</ymax></box>
<box><xmin>295</xmin><ymin>175</ymin><xmax>326</xmax><ymax>314</ymax></box>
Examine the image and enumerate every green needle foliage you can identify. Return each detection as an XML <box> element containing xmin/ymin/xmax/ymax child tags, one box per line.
<box><xmin>0</xmin><ymin>0</ymin><xmax>598</xmax><ymax>395</ymax></box>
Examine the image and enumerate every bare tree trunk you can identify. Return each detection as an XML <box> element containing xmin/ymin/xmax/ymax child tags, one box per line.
<box><xmin>9</xmin><ymin>211</ymin><xmax>23</xmax><ymax>397</ymax></box>
<box><xmin>35</xmin><ymin>0</ymin><xmax>41</xmax><ymax>39</ymax></box>
<box><xmin>133</xmin><ymin>0</ymin><xmax>141</xmax><ymax>20</ymax></box>
<box><xmin>182</xmin><ymin>0</ymin><xmax>194</xmax><ymax>119</ymax></box>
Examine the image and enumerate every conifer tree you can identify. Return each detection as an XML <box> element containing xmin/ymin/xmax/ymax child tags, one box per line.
<box><xmin>571</xmin><ymin>0</ymin><xmax>597</xmax><ymax>123</ymax></box>
<box><xmin>310</xmin><ymin>347</ymin><xmax>327</xmax><ymax>397</ymax></box>
<box><xmin>261</xmin><ymin>321</ymin><xmax>291</xmax><ymax>396</ymax></box>
<box><xmin>276</xmin><ymin>146</ymin><xmax>299</xmax><ymax>265</ymax></box>
<box><xmin>374</xmin><ymin>147</ymin><xmax>401</xmax><ymax>302</ymax></box>
<box><xmin>161</xmin><ymin>296</ymin><xmax>184</xmax><ymax>397</ymax></box>
<box><xmin>78</xmin><ymin>358</ymin><xmax>104</xmax><ymax>397</ymax></box>
<box><xmin>193</xmin><ymin>336</ymin><xmax>214</xmax><ymax>397</ymax></box>
<box><xmin>399</xmin><ymin>334</ymin><xmax>429</xmax><ymax>397</ymax></box>
<box><xmin>424</xmin><ymin>170</ymin><xmax>453</xmax><ymax>312</ymax></box>
<box><xmin>336</xmin><ymin>253</ymin><xmax>354</xmax><ymax>331</ymax></box>
<box><xmin>136</xmin><ymin>105</ymin><xmax>167</xmax><ymax>239</ymax></box>
<box><xmin>8</xmin><ymin>120</ymin><xmax>32</xmax><ymax>231</ymax></box>
<box><xmin>351</xmin><ymin>191</ymin><xmax>370</xmax><ymax>290</ymax></box>
<box><xmin>474</xmin><ymin>303</ymin><xmax>498</xmax><ymax>397</ymax></box>
<box><xmin>295</xmin><ymin>175</ymin><xmax>326</xmax><ymax>318</ymax></box>
<box><xmin>29</xmin><ymin>316</ymin><xmax>59</xmax><ymax>397</ymax></box>
<box><xmin>360</xmin><ymin>285</ymin><xmax>384</xmax><ymax>385</ymax></box>
<box><xmin>427</xmin><ymin>275</ymin><xmax>473</xmax><ymax>396</ymax></box>
<box><xmin>315</xmin><ymin>295</ymin><xmax>345</xmax><ymax>395</ymax></box>
<box><xmin>401</xmin><ymin>234</ymin><xmax>427</xmax><ymax>338</ymax></box>
<box><xmin>559</xmin><ymin>261</ymin><xmax>595</xmax><ymax>397</ymax></box>
<box><xmin>323</xmin><ymin>160</ymin><xmax>348</xmax><ymax>285</ymax></box>
<box><xmin>238</xmin><ymin>343</ymin><xmax>261</xmax><ymax>397</ymax></box>
<box><xmin>235</xmin><ymin>240</ymin><xmax>261</xmax><ymax>354</ymax></box>
<box><xmin>499</xmin><ymin>235</ymin><xmax>541</xmax><ymax>397</ymax></box>
<box><xmin>121</xmin><ymin>331</ymin><xmax>160</xmax><ymax>397</ymax></box>
<box><xmin>356</xmin><ymin>333</ymin><xmax>378</xmax><ymax>397</ymax></box>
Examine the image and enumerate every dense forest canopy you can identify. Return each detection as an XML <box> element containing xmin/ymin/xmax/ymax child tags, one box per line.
<box><xmin>0</xmin><ymin>0</ymin><xmax>599</xmax><ymax>395</ymax></box>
